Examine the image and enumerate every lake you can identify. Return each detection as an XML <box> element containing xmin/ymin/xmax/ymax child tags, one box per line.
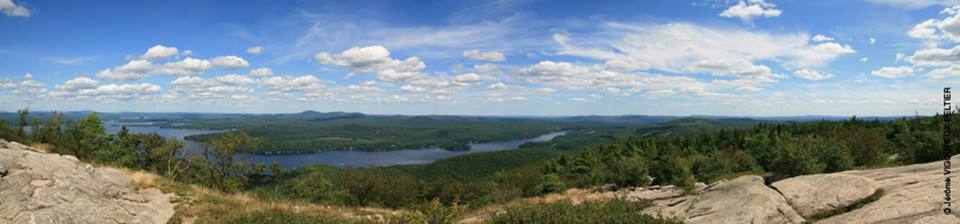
<box><xmin>104</xmin><ymin>121</ymin><xmax>567</xmax><ymax>168</ymax></box>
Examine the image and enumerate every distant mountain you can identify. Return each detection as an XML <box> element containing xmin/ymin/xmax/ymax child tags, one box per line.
<box><xmin>281</xmin><ymin>111</ymin><xmax>366</xmax><ymax>121</ymax></box>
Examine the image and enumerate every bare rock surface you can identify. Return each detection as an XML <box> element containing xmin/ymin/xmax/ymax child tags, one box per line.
<box><xmin>771</xmin><ymin>173</ymin><xmax>878</xmax><ymax>216</ymax></box>
<box><xmin>0</xmin><ymin>141</ymin><xmax>175</xmax><ymax>224</ymax></box>
<box><xmin>684</xmin><ymin>175</ymin><xmax>805</xmax><ymax>224</ymax></box>
<box><xmin>815</xmin><ymin>155</ymin><xmax>960</xmax><ymax>224</ymax></box>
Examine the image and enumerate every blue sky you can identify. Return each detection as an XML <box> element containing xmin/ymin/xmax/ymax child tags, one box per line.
<box><xmin>1</xmin><ymin>0</ymin><xmax>959</xmax><ymax>116</ymax></box>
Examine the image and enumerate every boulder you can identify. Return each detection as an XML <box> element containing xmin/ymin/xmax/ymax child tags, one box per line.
<box><xmin>0</xmin><ymin>142</ymin><xmax>175</xmax><ymax>224</ymax></box>
<box><xmin>771</xmin><ymin>173</ymin><xmax>878</xmax><ymax>216</ymax></box>
<box><xmin>684</xmin><ymin>175</ymin><xmax>804</xmax><ymax>224</ymax></box>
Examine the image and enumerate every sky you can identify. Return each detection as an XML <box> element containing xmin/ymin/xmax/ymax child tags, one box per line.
<box><xmin>2</xmin><ymin>0</ymin><xmax>960</xmax><ymax>116</ymax></box>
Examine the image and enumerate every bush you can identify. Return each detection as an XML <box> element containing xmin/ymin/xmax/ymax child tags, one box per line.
<box><xmin>491</xmin><ymin>200</ymin><xmax>682</xmax><ymax>224</ymax></box>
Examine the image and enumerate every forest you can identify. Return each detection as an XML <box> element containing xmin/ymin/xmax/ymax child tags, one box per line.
<box><xmin>1</xmin><ymin>108</ymin><xmax>955</xmax><ymax>223</ymax></box>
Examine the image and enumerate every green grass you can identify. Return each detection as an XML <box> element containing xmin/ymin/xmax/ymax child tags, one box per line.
<box><xmin>490</xmin><ymin>199</ymin><xmax>683</xmax><ymax>224</ymax></box>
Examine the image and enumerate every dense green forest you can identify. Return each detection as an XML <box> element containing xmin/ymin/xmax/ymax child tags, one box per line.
<box><xmin>247</xmin><ymin>114</ymin><xmax>958</xmax><ymax>216</ymax></box>
<box><xmin>180</xmin><ymin>113</ymin><xmax>569</xmax><ymax>153</ymax></box>
<box><xmin>2</xmin><ymin>108</ymin><xmax>956</xmax><ymax>223</ymax></box>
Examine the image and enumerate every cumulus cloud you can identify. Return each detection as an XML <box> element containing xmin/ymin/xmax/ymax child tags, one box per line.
<box><xmin>249</xmin><ymin>67</ymin><xmax>274</xmax><ymax>77</ymax></box>
<box><xmin>96</xmin><ymin>60</ymin><xmax>155</xmax><ymax>80</ymax></box>
<box><xmin>719</xmin><ymin>0</ymin><xmax>782</xmax><ymax>22</ymax></box>
<box><xmin>684</xmin><ymin>59</ymin><xmax>779</xmax><ymax>79</ymax></box>
<box><xmin>141</xmin><ymin>45</ymin><xmax>179</xmax><ymax>61</ymax></box>
<box><xmin>167</xmin><ymin>76</ymin><xmax>253</xmax><ymax>102</ymax></box>
<box><xmin>210</xmin><ymin>55</ymin><xmax>250</xmax><ymax>70</ymax></box>
<box><xmin>0</xmin><ymin>0</ymin><xmax>30</xmax><ymax>17</ymax></box>
<box><xmin>155</xmin><ymin>58</ymin><xmax>212</xmax><ymax>76</ymax></box>
<box><xmin>906</xmin><ymin>45</ymin><xmax>960</xmax><ymax>66</ymax></box>
<box><xmin>8</xmin><ymin>74</ymin><xmax>46</xmax><ymax>98</ymax></box>
<box><xmin>792</xmin><ymin>69</ymin><xmax>834</xmax><ymax>80</ymax></box>
<box><xmin>315</xmin><ymin>45</ymin><xmax>426</xmax><ymax>82</ymax></box>
<box><xmin>260</xmin><ymin>75</ymin><xmax>326</xmax><ymax>93</ymax></box>
<box><xmin>97</xmin><ymin>57</ymin><xmax>214</xmax><ymax>80</ymax></box>
<box><xmin>247</xmin><ymin>46</ymin><xmax>263</xmax><ymax>55</ymax></box>
<box><xmin>463</xmin><ymin>50</ymin><xmax>506</xmax><ymax>61</ymax></box>
<box><xmin>86</xmin><ymin>84</ymin><xmax>162</xmax><ymax>101</ymax></box>
<box><xmin>215</xmin><ymin>74</ymin><xmax>255</xmax><ymax>85</ymax></box>
<box><xmin>812</xmin><ymin>34</ymin><xmax>834</xmax><ymax>42</ymax></box>
<box><xmin>60</xmin><ymin>77</ymin><xmax>99</xmax><ymax>90</ymax></box>
<box><xmin>519</xmin><ymin>61</ymin><xmax>588</xmax><ymax>81</ymax></box>
<box><xmin>871</xmin><ymin>66</ymin><xmax>915</xmax><ymax>78</ymax></box>
<box><xmin>49</xmin><ymin>76</ymin><xmax>161</xmax><ymax>102</ymax></box>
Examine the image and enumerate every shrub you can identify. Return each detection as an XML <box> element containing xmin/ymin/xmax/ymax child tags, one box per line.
<box><xmin>491</xmin><ymin>199</ymin><xmax>682</xmax><ymax>224</ymax></box>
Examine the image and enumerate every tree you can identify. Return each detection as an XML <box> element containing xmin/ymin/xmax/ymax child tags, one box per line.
<box><xmin>149</xmin><ymin>138</ymin><xmax>185</xmax><ymax>179</ymax></box>
<box><xmin>38</xmin><ymin>112</ymin><xmax>65</xmax><ymax>146</ymax></box>
<box><xmin>769</xmin><ymin>136</ymin><xmax>824</xmax><ymax>177</ymax></box>
<box><xmin>63</xmin><ymin>113</ymin><xmax>108</xmax><ymax>160</ymax></box>
<box><xmin>118</xmin><ymin>125</ymin><xmax>129</xmax><ymax>139</ymax></box>
<box><xmin>199</xmin><ymin>131</ymin><xmax>265</xmax><ymax>192</ymax></box>
<box><xmin>16</xmin><ymin>108</ymin><xmax>28</xmax><ymax>141</ymax></box>
<box><xmin>0</xmin><ymin>120</ymin><xmax>16</xmax><ymax>142</ymax></box>
<box><xmin>533</xmin><ymin>173</ymin><xmax>566</xmax><ymax>195</ymax></box>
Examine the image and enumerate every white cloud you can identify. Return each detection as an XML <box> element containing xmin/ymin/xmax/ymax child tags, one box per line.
<box><xmin>488</xmin><ymin>82</ymin><xmax>507</xmax><ymax>89</ymax></box>
<box><xmin>907</xmin><ymin>45</ymin><xmax>960</xmax><ymax>67</ymax></box>
<box><xmin>812</xmin><ymin>34</ymin><xmax>834</xmax><ymax>42</ymax></box>
<box><xmin>454</xmin><ymin>73</ymin><xmax>485</xmax><ymax>83</ymax></box>
<box><xmin>97</xmin><ymin>56</ymin><xmax>215</xmax><ymax>80</ymax></box>
<box><xmin>928</xmin><ymin>65</ymin><xmax>960</xmax><ymax>78</ymax></box>
<box><xmin>60</xmin><ymin>77</ymin><xmax>99</xmax><ymax>90</ymax></box>
<box><xmin>315</xmin><ymin>45</ymin><xmax>426</xmax><ymax>82</ymax></box>
<box><xmin>96</xmin><ymin>60</ymin><xmax>155</xmax><ymax>80</ymax></box>
<box><xmin>684</xmin><ymin>59</ymin><xmax>779</xmax><ymax>79</ymax></box>
<box><xmin>719</xmin><ymin>0</ymin><xmax>782</xmax><ymax>22</ymax></box>
<box><xmin>216</xmin><ymin>75</ymin><xmax>255</xmax><ymax>85</ymax></box>
<box><xmin>249</xmin><ymin>67</ymin><xmax>274</xmax><ymax>77</ymax></box>
<box><xmin>210</xmin><ymin>55</ymin><xmax>250</xmax><ymax>70</ymax></box>
<box><xmin>519</xmin><ymin>61</ymin><xmax>588</xmax><ymax>81</ymax></box>
<box><xmin>10</xmin><ymin>74</ymin><xmax>46</xmax><ymax>98</ymax></box>
<box><xmin>554</xmin><ymin>23</ymin><xmax>855</xmax><ymax>73</ymax></box>
<box><xmin>871</xmin><ymin>66</ymin><xmax>915</xmax><ymax>78</ymax></box>
<box><xmin>260</xmin><ymin>75</ymin><xmax>326</xmax><ymax>93</ymax></box>
<box><xmin>141</xmin><ymin>45</ymin><xmax>179</xmax><ymax>61</ymax></box>
<box><xmin>792</xmin><ymin>69</ymin><xmax>834</xmax><ymax>80</ymax></box>
<box><xmin>247</xmin><ymin>46</ymin><xmax>263</xmax><ymax>55</ymax></box>
<box><xmin>154</xmin><ymin>57</ymin><xmax>212</xmax><ymax>75</ymax></box>
<box><xmin>0</xmin><ymin>0</ymin><xmax>30</xmax><ymax>17</ymax></box>
<box><xmin>860</xmin><ymin>57</ymin><xmax>869</xmax><ymax>62</ymax></box>
<box><xmin>168</xmin><ymin>76</ymin><xmax>253</xmax><ymax>102</ymax></box>
<box><xmin>869</xmin><ymin>37</ymin><xmax>877</xmax><ymax>44</ymax></box>
<box><xmin>463</xmin><ymin>50</ymin><xmax>506</xmax><ymax>61</ymax></box>
<box><xmin>88</xmin><ymin>84</ymin><xmax>162</xmax><ymax>100</ymax></box>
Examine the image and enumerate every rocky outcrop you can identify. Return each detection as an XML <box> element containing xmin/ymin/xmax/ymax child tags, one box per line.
<box><xmin>636</xmin><ymin>175</ymin><xmax>804</xmax><ymax>224</ymax></box>
<box><xmin>637</xmin><ymin>155</ymin><xmax>960</xmax><ymax>224</ymax></box>
<box><xmin>771</xmin><ymin>173</ymin><xmax>879</xmax><ymax>216</ymax></box>
<box><xmin>0</xmin><ymin>140</ymin><xmax>175</xmax><ymax>224</ymax></box>
<box><xmin>815</xmin><ymin>155</ymin><xmax>960</xmax><ymax>224</ymax></box>
<box><xmin>685</xmin><ymin>175</ymin><xmax>805</xmax><ymax>224</ymax></box>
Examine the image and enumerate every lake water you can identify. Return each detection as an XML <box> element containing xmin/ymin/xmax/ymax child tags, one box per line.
<box><xmin>104</xmin><ymin>121</ymin><xmax>567</xmax><ymax>168</ymax></box>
